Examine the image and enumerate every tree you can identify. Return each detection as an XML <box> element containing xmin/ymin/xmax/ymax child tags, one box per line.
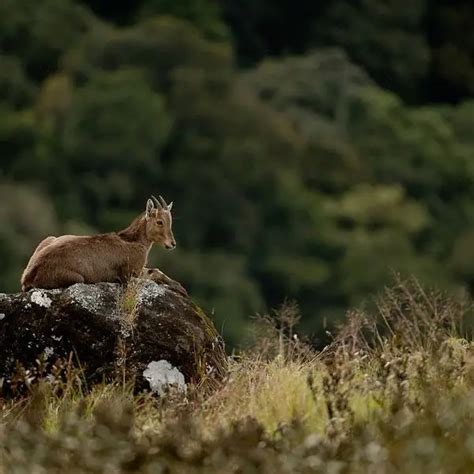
<box><xmin>309</xmin><ymin>0</ymin><xmax>430</xmax><ymax>102</ymax></box>
<box><xmin>427</xmin><ymin>0</ymin><xmax>474</xmax><ymax>102</ymax></box>
<box><xmin>0</xmin><ymin>0</ymin><xmax>95</xmax><ymax>81</ymax></box>
<box><xmin>0</xmin><ymin>182</ymin><xmax>59</xmax><ymax>292</ymax></box>
<box><xmin>137</xmin><ymin>0</ymin><xmax>228</xmax><ymax>41</ymax></box>
<box><xmin>46</xmin><ymin>69</ymin><xmax>171</xmax><ymax>225</ymax></box>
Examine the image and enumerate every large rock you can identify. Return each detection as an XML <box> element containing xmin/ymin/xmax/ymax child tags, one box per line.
<box><xmin>0</xmin><ymin>280</ymin><xmax>226</xmax><ymax>395</ymax></box>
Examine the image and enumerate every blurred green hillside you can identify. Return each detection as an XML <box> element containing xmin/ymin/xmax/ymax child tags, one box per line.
<box><xmin>0</xmin><ymin>0</ymin><xmax>473</xmax><ymax>345</ymax></box>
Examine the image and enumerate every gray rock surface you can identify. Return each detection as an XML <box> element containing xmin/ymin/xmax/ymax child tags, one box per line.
<box><xmin>0</xmin><ymin>280</ymin><xmax>226</xmax><ymax>395</ymax></box>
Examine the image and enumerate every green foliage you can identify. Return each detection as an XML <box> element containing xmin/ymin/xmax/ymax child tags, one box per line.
<box><xmin>0</xmin><ymin>104</ymin><xmax>37</xmax><ymax>174</ymax></box>
<box><xmin>309</xmin><ymin>0</ymin><xmax>430</xmax><ymax>100</ymax></box>
<box><xmin>0</xmin><ymin>182</ymin><xmax>59</xmax><ymax>292</ymax></box>
<box><xmin>63</xmin><ymin>70</ymin><xmax>170</xmax><ymax>167</ymax></box>
<box><xmin>155</xmin><ymin>249</ymin><xmax>265</xmax><ymax>345</ymax></box>
<box><xmin>429</xmin><ymin>1</ymin><xmax>474</xmax><ymax>100</ymax></box>
<box><xmin>0</xmin><ymin>0</ymin><xmax>94</xmax><ymax>80</ymax></box>
<box><xmin>137</xmin><ymin>0</ymin><xmax>229</xmax><ymax>41</ymax></box>
<box><xmin>62</xmin><ymin>16</ymin><xmax>232</xmax><ymax>92</ymax></box>
<box><xmin>240</xmin><ymin>49</ymin><xmax>474</xmax><ymax>333</ymax></box>
<box><xmin>323</xmin><ymin>185</ymin><xmax>447</xmax><ymax>304</ymax></box>
<box><xmin>0</xmin><ymin>55</ymin><xmax>36</xmax><ymax>107</ymax></box>
<box><xmin>221</xmin><ymin>0</ymin><xmax>474</xmax><ymax>103</ymax></box>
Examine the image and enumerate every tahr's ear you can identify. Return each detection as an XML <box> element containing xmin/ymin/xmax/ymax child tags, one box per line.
<box><xmin>145</xmin><ymin>198</ymin><xmax>154</xmax><ymax>219</ymax></box>
<box><xmin>167</xmin><ymin>201</ymin><xmax>173</xmax><ymax>211</ymax></box>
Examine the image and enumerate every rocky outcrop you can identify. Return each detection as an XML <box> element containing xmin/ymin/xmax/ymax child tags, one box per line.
<box><xmin>0</xmin><ymin>280</ymin><xmax>226</xmax><ymax>395</ymax></box>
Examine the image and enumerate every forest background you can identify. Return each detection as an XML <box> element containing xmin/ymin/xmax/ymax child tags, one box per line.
<box><xmin>1</xmin><ymin>0</ymin><xmax>473</xmax><ymax>346</ymax></box>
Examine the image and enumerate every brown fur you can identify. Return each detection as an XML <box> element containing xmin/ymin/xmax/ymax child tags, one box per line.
<box><xmin>21</xmin><ymin>198</ymin><xmax>176</xmax><ymax>291</ymax></box>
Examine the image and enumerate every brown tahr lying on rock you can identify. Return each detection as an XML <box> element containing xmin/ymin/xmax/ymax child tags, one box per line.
<box><xmin>21</xmin><ymin>195</ymin><xmax>176</xmax><ymax>291</ymax></box>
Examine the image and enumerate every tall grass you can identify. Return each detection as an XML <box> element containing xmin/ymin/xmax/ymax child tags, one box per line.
<box><xmin>2</xmin><ymin>278</ymin><xmax>474</xmax><ymax>473</ymax></box>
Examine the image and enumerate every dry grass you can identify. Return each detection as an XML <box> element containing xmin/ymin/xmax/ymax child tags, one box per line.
<box><xmin>2</xmin><ymin>278</ymin><xmax>474</xmax><ymax>472</ymax></box>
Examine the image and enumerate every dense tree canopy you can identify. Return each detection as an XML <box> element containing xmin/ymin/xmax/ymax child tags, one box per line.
<box><xmin>1</xmin><ymin>0</ymin><xmax>473</xmax><ymax>346</ymax></box>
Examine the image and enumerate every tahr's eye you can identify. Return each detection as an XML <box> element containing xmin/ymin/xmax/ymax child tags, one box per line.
<box><xmin>157</xmin><ymin>220</ymin><xmax>164</xmax><ymax>226</ymax></box>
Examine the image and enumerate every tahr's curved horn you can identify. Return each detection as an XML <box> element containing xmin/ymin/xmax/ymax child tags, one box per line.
<box><xmin>158</xmin><ymin>195</ymin><xmax>168</xmax><ymax>208</ymax></box>
<box><xmin>150</xmin><ymin>195</ymin><xmax>162</xmax><ymax>209</ymax></box>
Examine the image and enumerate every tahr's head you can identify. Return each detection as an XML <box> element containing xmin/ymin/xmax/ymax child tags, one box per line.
<box><xmin>145</xmin><ymin>195</ymin><xmax>176</xmax><ymax>249</ymax></box>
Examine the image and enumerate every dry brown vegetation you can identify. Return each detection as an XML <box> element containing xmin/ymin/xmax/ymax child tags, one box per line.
<box><xmin>2</xmin><ymin>278</ymin><xmax>474</xmax><ymax>473</ymax></box>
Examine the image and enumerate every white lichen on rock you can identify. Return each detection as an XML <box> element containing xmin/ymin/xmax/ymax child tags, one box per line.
<box><xmin>143</xmin><ymin>360</ymin><xmax>186</xmax><ymax>396</ymax></box>
<box><xmin>30</xmin><ymin>290</ymin><xmax>52</xmax><ymax>308</ymax></box>
<box><xmin>65</xmin><ymin>283</ymin><xmax>117</xmax><ymax>316</ymax></box>
<box><xmin>137</xmin><ymin>280</ymin><xmax>167</xmax><ymax>307</ymax></box>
